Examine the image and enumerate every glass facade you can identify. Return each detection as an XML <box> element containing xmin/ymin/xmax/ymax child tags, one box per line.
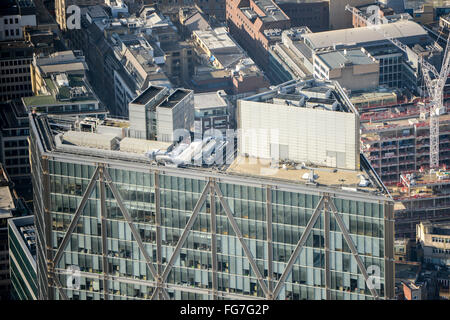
<box><xmin>35</xmin><ymin>158</ymin><xmax>392</xmax><ymax>300</ymax></box>
<box><xmin>7</xmin><ymin>216</ymin><xmax>37</xmax><ymax>300</ymax></box>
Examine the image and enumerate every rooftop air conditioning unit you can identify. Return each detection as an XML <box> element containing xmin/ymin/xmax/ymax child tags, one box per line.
<box><xmin>359</xmin><ymin>175</ymin><xmax>370</xmax><ymax>187</ymax></box>
<box><xmin>302</xmin><ymin>169</ymin><xmax>317</xmax><ymax>183</ymax></box>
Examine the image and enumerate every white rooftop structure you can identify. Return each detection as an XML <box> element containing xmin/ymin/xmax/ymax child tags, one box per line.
<box><xmin>63</xmin><ymin>131</ymin><xmax>118</xmax><ymax>150</ymax></box>
<box><xmin>194</xmin><ymin>91</ymin><xmax>228</xmax><ymax>110</ymax></box>
<box><xmin>193</xmin><ymin>27</ymin><xmax>237</xmax><ymax>51</ymax></box>
<box><xmin>303</xmin><ymin>20</ymin><xmax>428</xmax><ymax>50</ymax></box>
<box><xmin>120</xmin><ymin>137</ymin><xmax>172</xmax><ymax>154</ymax></box>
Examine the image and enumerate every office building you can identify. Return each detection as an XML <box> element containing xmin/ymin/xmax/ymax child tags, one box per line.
<box><xmin>268</xmin><ymin>22</ymin><xmax>433</xmax><ymax>91</ymax></box>
<box><xmin>29</xmin><ymin>78</ymin><xmax>394</xmax><ymax>300</ymax></box>
<box><xmin>302</xmin><ymin>20</ymin><xmax>430</xmax><ymax>51</ymax></box>
<box><xmin>191</xmin><ymin>27</ymin><xmax>269</xmax><ymax>94</ymax></box>
<box><xmin>0</xmin><ymin>0</ymin><xmax>37</xmax><ymax>41</ymax></box>
<box><xmin>128</xmin><ymin>86</ymin><xmax>194</xmax><ymax>142</ymax></box>
<box><xmin>0</xmin><ymin>100</ymin><xmax>32</xmax><ymax>199</ymax></box>
<box><xmin>351</xmin><ymin>2</ymin><xmax>412</xmax><ymax>28</ymax></box>
<box><xmin>404</xmin><ymin>2</ymin><xmax>435</xmax><ymax>24</ymax></box>
<box><xmin>69</xmin><ymin>7</ymin><xmax>178</xmax><ymax>117</ymax></box>
<box><xmin>55</xmin><ymin>0</ymin><xmax>105</xmax><ymax>31</ymax></box>
<box><xmin>179</xmin><ymin>7</ymin><xmax>215</xmax><ymax>37</ymax></box>
<box><xmin>111</xmin><ymin>33</ymin><xmax>171</xmax><ymax>117</ymax></box>
<box><xmin>194</xmin><ymin>91</ymin><xmax>231</xmax><ymax>135</ymax></box>
<box><xmin>313</xmin><ymin>48</ymin><xmax>379</xmax><ymax>92</ymax></box>
<box><xmin>24</xmin><ymin>50</ymin><xmax>106</xmax><ymax>118</ymax></box>
<box><xmin>8</xmin><ymin>215</ymin><xmax>37</xmax><ymax>300</ymax></box>
<box><xmin>33</xmin><ymin>0</ymin><xmax>60</xmax><ymax>36</ymax></box>
<box><xmin>302</xmin><ymin>21</ymin><xmax>439</xmax><ymax>93</ymax></box>
<box><xmin>158</xmin><ymin>1</ymin><xmax>226</xmax><ymax>22</ymax></box>
<box><xmin>226</xmin><ymin>0</ymin><xmax>291</xmax><ymax>72</ymax></box>
<box><xmin>160</xmin><ymin>40</ymin><xmax>195</xmax><ymax>88</ymax></box>
<box><xmin>0</xmin><ymin>41</ymin><xmax>34</xmax><ymax>103</ymax></box>
<box><xmin>268</xmin><ymin>27</ymin><xmax>313</xmax><ymax>84</ymax></box>
<box><xmin>417</xmin><ymin>221</ymin><xmax>450</xmax><ymax>267</ymax></box>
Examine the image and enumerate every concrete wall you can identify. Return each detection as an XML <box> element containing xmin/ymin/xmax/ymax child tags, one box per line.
<box><xmin>157</xmin><ymin>91</ymin><xmax>194</xmax><ymax>142</ymax></box>
<box><xmin>329</xmin><ymin>63</ymin><xmax>379</xmax><ymax>91</ymax></box>
<box><xmin>128</xmin><ymin>102</ymin><xmax>147</xmax><ymax>140</ymax></box>
<box><xmin>0</xmin><ymin>14</ymin><xmax>36</xmax><ymax>41</ymax></box>
<box><xmin>238</xmin><ymin>100</ymin><xmax>360</xmax><ymax>170</ymax></box>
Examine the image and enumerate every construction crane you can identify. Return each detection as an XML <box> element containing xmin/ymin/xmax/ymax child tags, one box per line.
<box><xmin>346</xmin><ymin>5</ymin><xmax>450</xmax><ymax>169</ymax></box>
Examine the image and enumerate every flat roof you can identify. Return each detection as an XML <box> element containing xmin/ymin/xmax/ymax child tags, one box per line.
<box><xmin>395</xmin><ymin>262</ymin><xmax>421</xmax><ymax>283</ymax></box>
<box><xmin>0</xmin><ymin>185</ymin><xmax>14</xmax><ymax>218</ymax></box>
<box><xmin>350</xmin><ymin>90</ymin><xmax>398</xmax><ymax>101</ymax></box>
<box><xmin>22</xmin><ymin>74</ymin><xmax>96</xmax><ymax>107</ymax></box>
<box><xmin>271</xmin><ymin>43</ymin><xmax>312</xmax><ymax>77</ymax></box>
<box><xmin>227</xmin><ymin>155</ymin><xmax>378</xmax><ymax>192</ymax></box>
<box><xmin>303</xmin><ymin>21</ymin><xmax>428</xmax><ymax>50</ymax></box>
<box><xmin>85</xmin><ymin>5</ymin><xmax>108</xmax><ymax>19</ymax></box>
<box><xmin>194</xmin><ymin>92</ymin><xmax>228</xmax><ymax>110</ymax></box>
<box><xmin>362</xmin><ymin>113</ymin><xmax>450</xmax><ymax>132</ymax></box>
<box><xmin>316</xmin><ymin>49</ymin><xmax>377</xmax><ymax>69</ymax></box>
<box><xmin>293</xmin><ymin>42</ymin><xmax>313</xmax><ymax>60</ymax></box>
<box><xmin>251</xmin><ymin>0</ymin><xmax>289</xmax><ymax>22</ymax></box>
<box><xmin>120</xmin><ymin>137</ymin><xmax>172</xmax><ymax>154</ymax></box>
<box><xmin>39</xmin><ymin>62</ymin><xmax>86</xmax><ymax>75</ymax></box>
<box><xmin>158</xmin><ymin>89</ymin><xmax>191</xmax><ymax>109</ymax></box>
<box><xmin>31</xmin><ymin>102</ymin><xmax>390</xmax><ymax>199</ymax></box>
<box><xmin>131</xmin><ymin>86</ymin><xmax>167</xmax><ymax>105</ymax></box>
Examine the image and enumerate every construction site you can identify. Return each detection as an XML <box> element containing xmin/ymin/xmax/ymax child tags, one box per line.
<box><xmin>360</xmin><ymin>98</ymin><xmax>450</xmax><ymax>185</ymax></box>
<box><xmin>391</xmin><ymin>169</ymin><xmax>450</xmax><ymax>238</ymax></box>
<box><xmin>344</xmin><ymin>4</ymin><xmax>450</xmax><ymax>244</ymax></box>
<box><xmin>358</xmin><ymin>96</ymin><xmax>450</xmax><ymax>239</ymax></box>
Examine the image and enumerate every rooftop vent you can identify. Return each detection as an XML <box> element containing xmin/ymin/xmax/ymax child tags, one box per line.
<box><xmin>359</xmin><ymin>175</ymin><xmax>370</xmax><ymax>187</ymax></box>
<box><xmin>70</xmin><ymin>86</ymin><xmax>88</xmax><ymax>99</ymax></box>
<box><xmin>55</xmin><ymin>73</ymin><xmax>69</xmax><ymax>87</ymax></box>
<box><xmin>302</xmin><ymin>169</ymin><xmax>318</xmax><ymax>183</ymax></box>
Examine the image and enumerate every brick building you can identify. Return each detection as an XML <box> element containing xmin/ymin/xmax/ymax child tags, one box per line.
<box><xmin>226</xmin><ymin>0</ymin><xmax>290</xmax><ymax>74</ymax></box>
<box><xmin>275</xmin><ymin>0</ymin><xmax>329</xmax><ymax>32</ymax></box>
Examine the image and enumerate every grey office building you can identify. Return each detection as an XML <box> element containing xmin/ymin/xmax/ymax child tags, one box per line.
<box><xmin>8</xmin><ymin>215</ymin><xmax>37</xmax><ymax>300</ymax></box>
<box><xmin>29</xmin><ymin>82</ymin><xmax>395</xmax><ymax>300</ymax></box>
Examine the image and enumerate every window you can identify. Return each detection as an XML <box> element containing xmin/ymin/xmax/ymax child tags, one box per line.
<box><xmin>5</xmin><ymin>30</ymin><xmax>8</xmax><ymax>37</ymax></box>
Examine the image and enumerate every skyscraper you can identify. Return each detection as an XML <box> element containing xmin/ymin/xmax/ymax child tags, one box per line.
<box><xmin>29</xmin><ymin>80</ymin><xmax>395</xmax><ymax>300</ymax></box>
